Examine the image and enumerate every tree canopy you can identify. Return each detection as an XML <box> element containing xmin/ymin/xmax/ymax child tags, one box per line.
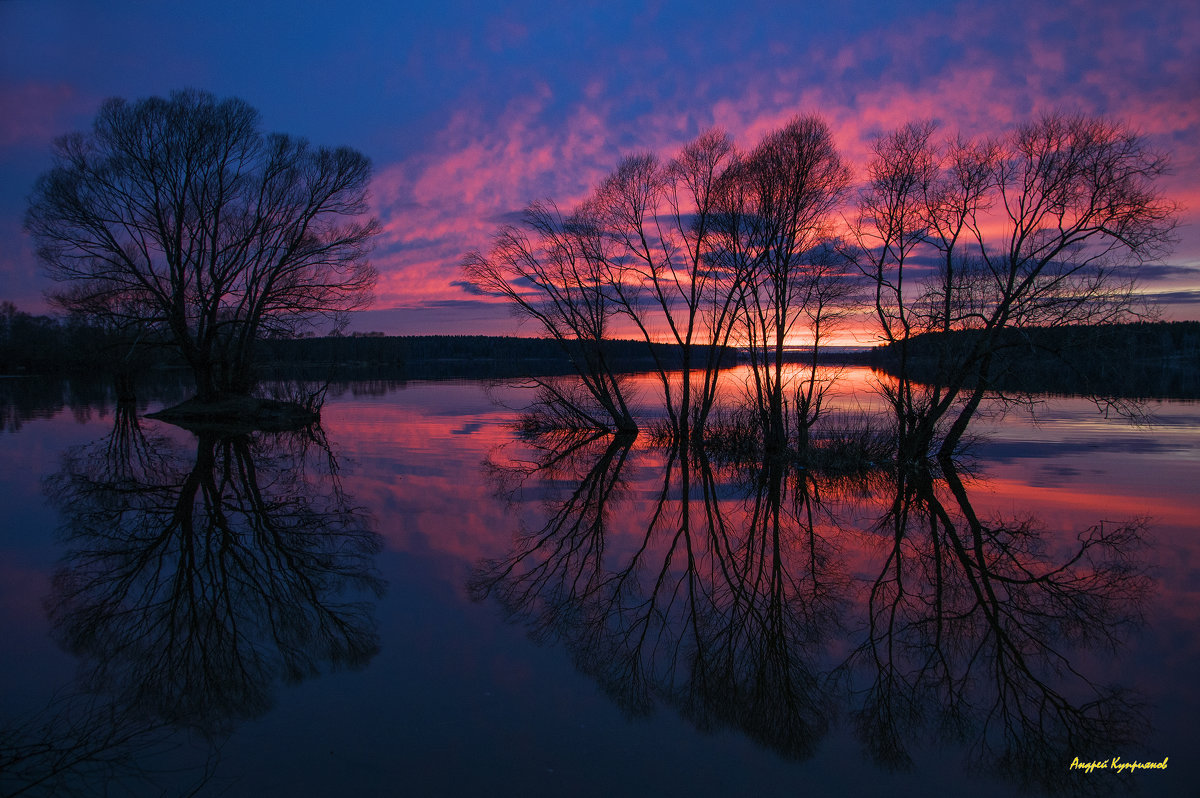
<box><xmin>26</xmin><ymin>89</ymin><xmax>379</xmax><ymax>401</ymax></box>
<box><xmin>847</xmin><ymin>112</ymin><xmax>1178</xmax><ymax>458</ymax></box>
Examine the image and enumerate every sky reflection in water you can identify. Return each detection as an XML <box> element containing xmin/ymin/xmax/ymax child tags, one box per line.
<box><xmin>1</xmin><ymin>370</ymin><xmax>1197</xmax><ymax>797</ymax></box>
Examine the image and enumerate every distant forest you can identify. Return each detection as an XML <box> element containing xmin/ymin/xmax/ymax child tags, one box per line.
<box><xmin>0</xmin><ymin>302</ymin><xmax>131</xmax><ymax>375</ymax></box>
<box><xmin>0</xmin><ymin>302</ymin><xmax>728</xmax><ymax>380</ymax></box>
<box><xmin>255</xmin><ymin>334</ymin><xmax>719</xmax><ymax>379</ymax></box>
<box><xmin>872</xmin><ymin>321</ymin><xmax>1200</xmax><ymax>400</ymax></box>
<box><xmin>3</xmin><ymin>302</ymin><xmax>1197</xmax><ymax>398</ymax></box>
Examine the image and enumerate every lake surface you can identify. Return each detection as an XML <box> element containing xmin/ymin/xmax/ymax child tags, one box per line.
<box><xmin>2</xmin><ymin>369</ymin><xmax>1198</xmax><ymax>797</ymax></box>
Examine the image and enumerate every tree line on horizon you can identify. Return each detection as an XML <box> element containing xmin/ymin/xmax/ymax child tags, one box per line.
<box><xmin>0</xmin><ymin>301</ymin><xmax>173</xmax><ymax>380</ymax></box>
<box><xmin>8</xmin><ymin>298</ymin><xmax>1197</xmax><ymax>400</ymax></box>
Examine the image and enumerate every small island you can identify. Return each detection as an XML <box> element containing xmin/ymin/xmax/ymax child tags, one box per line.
<box><xmin>146</xmin><ymin>395</ymin><xmax>320</xmax><ymax>434</ymax></box>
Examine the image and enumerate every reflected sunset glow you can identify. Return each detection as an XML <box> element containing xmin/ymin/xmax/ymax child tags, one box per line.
<box><xmin>0</xmin><ymin>370</ymin><xmax>1197</xmax><ymax>795</ymax></box>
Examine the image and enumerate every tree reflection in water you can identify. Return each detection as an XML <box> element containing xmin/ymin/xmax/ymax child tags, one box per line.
<box><xmin>848</xmin><ymin>459</ymin><xmax>1149</xmax><ymax>794</ymax></box>
<box><xmin>472</xmin><ymin>431</ymin><xmax>1151</xmax><ymax>794</ymax></box>
<box><xmin>472</xmin><ymin>434</ymin><xmax>848</xmax><ymax>761</ymax></box>
<box><xmin>1</xmin><ymin>688</ymin><xmax>218</xmax><ymax>798</ymax></box>
<box><xmin>39</xmin><ymin>402</ymin><xmax>383</xmax><ymax>739</ymax></box>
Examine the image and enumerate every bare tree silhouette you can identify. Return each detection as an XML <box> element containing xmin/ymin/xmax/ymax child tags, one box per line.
<box><xmin>847</xmin><ymin>114</ymin><xmax>1177</xmax><ymax>460</ymax></box>
<box><xmin>26</xmin><ymin>90</ymin><xmax>379</xmax><ymax>402</ymax></box>
<box><xmin>463</xmin><ymin>202</ymin><xmax>638</xmax><ymax>432</ymax></box>
<box><xmin>594</xmin><ymin>131</ymin><xmax>744</xmax><ymax>440</ymax></box>
<box><xmin>711</xmin><ymin>115</ymin><xmax>854</xmax><ymax>453</ymax></box>
<box><xmin>466</xmin><ymin>131</ymin><xmax>746</xmax><ymax>441</ymax></box>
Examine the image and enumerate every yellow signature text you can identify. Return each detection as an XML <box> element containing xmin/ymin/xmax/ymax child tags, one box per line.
<box><xmin>1070</xmin><ymin>756</ymin><xmax>1168</xmax><ymax>773</ymax></box>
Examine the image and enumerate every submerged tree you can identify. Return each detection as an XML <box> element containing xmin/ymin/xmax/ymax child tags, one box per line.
<box><xmin>467</xmin><ymin>121</ymin><xmax>857</xmax><ymax>450</ymax></box>
<box><xmin>462</xmin><ymin>201</ymin><xmax>637</xmax><ymax>433</ymax></box>
<box><xmin>849</xmin><ymin>114</ymin><xmax>1177</xmax><ymax>460</ymax></box>
<box><xmin>26</xmin><ymin>89</ymin><xmax>379</xmax><ymax>402</ymax></box>
<box><xmin>712</xmin><ymin>116</ymin><xmax>853</xmax><ymax>453</ymax></box>
<box><xmin>466</xmin><ymin>131</ymin><xmax>744</xmax><ymax>440</ymax></box>
<box><xmin>594</xmin><ymin>131</ymin><xmax>744</xmax><ymax>440</ymax></box>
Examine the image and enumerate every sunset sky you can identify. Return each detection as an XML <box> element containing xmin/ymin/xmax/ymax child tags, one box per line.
<box><xmin>2</xmin><ymin>0</ymin><xmax>1198</xmax><ymax>342</ymax></box>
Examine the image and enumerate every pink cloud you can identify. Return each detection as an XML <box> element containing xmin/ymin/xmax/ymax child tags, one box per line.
<box><xmin>0</xmin><ymin>81</ymin><xmax>92</xmax><ymax>149</ymax></box>
<box><xmin>359</xmin><ymin>0</ymin><xmax>1199</xmax><ymax>323</ymax></box>
<box><xmin>366</xmin><ymin>87</ymin><xmax>642</xmax><ymax>310</ymax></box>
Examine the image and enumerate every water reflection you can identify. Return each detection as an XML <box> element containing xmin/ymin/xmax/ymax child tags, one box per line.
<box><xmin>3</xmin><ymin>372</ymin><xmax>1190</xmax><ymax>796</ymax></box>
<box><xmin>0</xmin><ymin>374</ymin><xmax>194</xmax><ymax>434</ymax></box>
<box><xmin>36</xmin><ymin>402</ymin><xmax>382</xmax><ymax>742</ymax></box>
<box><xmin>848</xmin><ymin>460</ymin><xmax>1149</xmax><ymax>794</ymax></box>
<box><xmin>473</xmin><ymin>433</ymin><xmax>1152</xmax><ymax>793</ymax></box>
<box><xmin>0</xmin><ymin>689</ymin><xmax>215</xmax><ymax>797</ymax></box>
<box><xmin>473</xmin><ymin>435</ymin><xmax>844</xmax><ymax>760</ymax></box>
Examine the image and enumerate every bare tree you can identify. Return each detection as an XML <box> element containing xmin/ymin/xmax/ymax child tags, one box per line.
<box><xmin>849</xmin><ymin>114</ymin><xmax>1176</xmax><ymax>460</ymax></box>
<box><xmin>712</xmin><ymin>116</ymin><xmax>852</xmax><ymax>453</ymax></box>
<box><xmin>846</xmin><ymin>122</ymin><xmax>941</xmax><ymax>461</ymax></box>
<box><xmin>25</xmin><ymin>90</ymin><xmax>379</xmax><ymax>402</ymax></box>
<box><xmin>593</xmin><ymin>130</ymin><xmax>743</xmax><ymax>440</ymax></box>
<box><xmin>462</xmin><ymin>201</ymin><xmax>637</xmax><ymax>432</ymax></box>
<box><xmin>466</xmin><ymin>131</ymin><xmax>743</xmax><ymax>440</ymax></box>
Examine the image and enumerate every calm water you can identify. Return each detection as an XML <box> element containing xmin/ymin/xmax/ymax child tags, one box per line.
<box><xmin>1</xmin><ymin>370</ymin><xmax>1198</xmax><ymax>797</ymax></box>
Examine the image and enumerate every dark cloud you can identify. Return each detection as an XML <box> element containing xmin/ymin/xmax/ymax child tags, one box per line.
<box><xmin>449</xmin><ymin>279</ymin><xmax>493</xmax><ymax>297</ymax></box>
<box><xmin>1128</xmin><ymin>263</ymin><xmax>1200</xmax><ymax>281</ymax></box>
<box><xmin>1145</xmin><ymin>289</ymin><xmax>1200</xmax><ymax>305</ymax></box>
<box><xmin>484</xmin><ymin>209</ymin><xmax>527</xmax><ymax>225</ymax></box>
<box><xmin>416</xmin><ymin>298</ymin><xmax>509</xmax><ymax>311</ymax></box>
